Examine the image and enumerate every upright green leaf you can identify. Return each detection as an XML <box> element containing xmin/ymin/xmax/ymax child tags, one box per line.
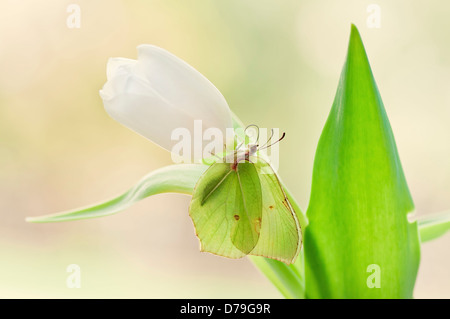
<box><xmin>304</xmin><ymin>25</ymin><xmax>421</xmax><ymax>298</ymax></box>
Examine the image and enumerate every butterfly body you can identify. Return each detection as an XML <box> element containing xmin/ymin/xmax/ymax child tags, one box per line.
<box><xmin>225</xmin><ymin>143</ymin><xmax>258</xmax><ymax>170</ymax></box>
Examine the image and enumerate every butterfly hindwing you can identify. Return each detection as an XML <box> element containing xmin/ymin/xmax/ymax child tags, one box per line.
<box><xmin>249</xmin><ymin>157</ymin><xmax>302</xmax><ymax>264</ymax></box>
<box><xmin>230</xmin><ymin>162</ymin><xmax>262</xmax><ymax>254</ymax></box>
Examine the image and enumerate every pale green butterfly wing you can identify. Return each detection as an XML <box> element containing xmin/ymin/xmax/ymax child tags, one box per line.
<box><xmin>189</xmin><ymin>163</ymin><xmax>243</xmax><ymax>259</ymax></box>
<box><xmin>229</xmin><ymin>162</ymin><xmax>263</xmax><ymax>254</ymax></box>
<box><xmin>189</xmin><ymin>162</ymin><xmax>262</xmax><ymax>258</ymax></box>
<box><xmin>189</xmin><ymin>157</ymin><xmax>301</xmax><ymax>264</ymax></box>
<box><xmin>249</xmin><ymin>157</ymin><xmax>302</xmax><ymax>264</ymax></box>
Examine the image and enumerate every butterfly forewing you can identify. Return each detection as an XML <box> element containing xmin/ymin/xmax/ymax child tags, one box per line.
<box><xmin>189</xmin><ymin>162</ymin><xmax>262</xmax><ymax>259</ymax></box>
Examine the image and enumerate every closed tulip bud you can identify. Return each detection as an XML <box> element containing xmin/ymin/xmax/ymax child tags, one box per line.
<box><xmin>99</xmin><ymin>45</ymin><xmax>233</xmax><ymax>163</ymax></box>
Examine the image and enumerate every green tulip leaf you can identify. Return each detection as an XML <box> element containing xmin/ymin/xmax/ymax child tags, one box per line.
<box><xmin>304</xmin><ymin>25</ymin><xmax>421</xmax><ymax>298</ymax></box>
<box><xmin>26</xmin><ymin>164</ymin><xmax>207</xmax><ymax>223</ymax></box>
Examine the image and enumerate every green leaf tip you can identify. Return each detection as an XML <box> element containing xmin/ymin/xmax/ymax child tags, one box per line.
<box><xmin>350</xmin><ymin>23</ymin><xmax>360</xmax><ymax>39</ymax></box>
<box><xmin>304</xmin><ymin>25</ymin><xmax>420</xmax><ymax>298</ymax></box>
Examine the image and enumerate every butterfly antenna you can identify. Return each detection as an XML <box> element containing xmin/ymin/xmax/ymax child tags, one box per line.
<box><xmin>235</xmin><ymin>140</ymin><xmax>244</xmax><ymax>151</ymax></box>
<box><xmin>259</xmin><ymin>128</ymin><xmax>275</xmax><ymax>149</ymax></box>
<box><xmin>208</xmin><ymin>150</ymin><xmax>224</xmax><ymax>162</ymax></box>
<box><xmin>259</xmin><ymin>132</ymin><xmax>286</xmax><ymax>150</ymax></box>
<box><xmin>245</xmin><ymin>124</ymin><xmax>260</xmax><ymax>144</ymax></box>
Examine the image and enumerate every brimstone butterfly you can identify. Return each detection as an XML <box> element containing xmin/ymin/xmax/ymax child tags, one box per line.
<box><xmin>188</xmin><ymin>127</ymin><xmax>302</xmax><ymax>264</ymax></box>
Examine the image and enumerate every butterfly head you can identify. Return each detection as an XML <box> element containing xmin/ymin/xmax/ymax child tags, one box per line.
<box><xmin>248</xmin><ymin>143</ymin><xmax>259</xmax><ymax>156</ymax></box>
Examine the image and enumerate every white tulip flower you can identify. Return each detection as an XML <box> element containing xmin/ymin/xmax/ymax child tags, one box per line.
<box><xmin>99</xmin><ymin>45</ymin><xmax>234</xmax><ymax>163</ymax></box>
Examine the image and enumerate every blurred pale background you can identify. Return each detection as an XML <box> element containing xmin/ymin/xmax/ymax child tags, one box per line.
<box><xmin>0</xmin><ymin>0</ymin><xmax>449</xmax><ymax>298</ymax></box>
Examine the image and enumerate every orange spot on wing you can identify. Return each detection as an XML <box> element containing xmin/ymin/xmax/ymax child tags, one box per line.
<box><xmin>254</xmin><ymin>217</ymin><xmax>262</xmax><ymax>234</ymax></box>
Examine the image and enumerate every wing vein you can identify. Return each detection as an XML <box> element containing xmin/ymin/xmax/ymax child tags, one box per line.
<box><xmin>201</xmin><ymin>168</ymin><xmax>233</xmax><ymax>205</ymax></box>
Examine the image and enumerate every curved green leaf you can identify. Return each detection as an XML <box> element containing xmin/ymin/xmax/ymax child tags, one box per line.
<box><xmin>304</xmin><ymin>25</ymin><xmax>421</xmax><ymax>298</ymax></box>
<box><xmin>26</xmin><ymin>164</ymin><xmax>207</xmax><ymax>223</ymax></box>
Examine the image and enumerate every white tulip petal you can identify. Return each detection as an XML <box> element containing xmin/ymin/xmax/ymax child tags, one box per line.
<box><xmin>100</xmin><ymin>44</ymin><xmax>234</xmax><ymax>160</ymax></box>
<box><xmin>106</xmin><ymin>57</ymin><xmax>137</xmax><ymax>81</ymax></box>
<box><xmin>102</xmin><ymin>70</ymin><xmax>193</xmax><ymax>151</ymax></box>
<box><xmin>137</xmin><ymin>45</ymin><xmax>233</xmax><ymax>131</ymax></box>
<box><xmin>101</xmin><ymin>59</ymin><xmax>137</xmax><ymax>101</ymax></box>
